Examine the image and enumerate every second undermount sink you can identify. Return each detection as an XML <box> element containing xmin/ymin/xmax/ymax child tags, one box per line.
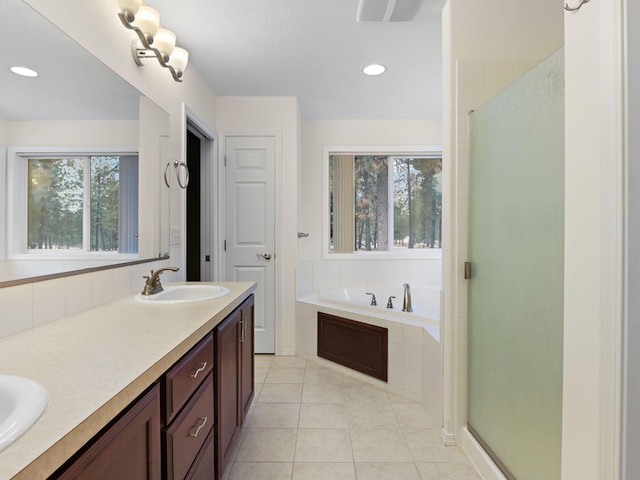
<box><xmin>0</xmin><ymin>376</ymin><xmax>48</xmax><ymax>452</ymax></box>
<box><xmin>134</xmin><ymin>284</ymin><xmax>231</xmax><ymax>305</ymax></box>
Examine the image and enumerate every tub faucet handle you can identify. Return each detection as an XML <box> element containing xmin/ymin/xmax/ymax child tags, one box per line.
<box><xmin>387</xmin><ymin>296</ymin><xmax>396</xmax><ymax>309</ymax></box>
<box><xmin>365</xmin><ymin>292</ymin><xmax>377</xmax><ymax>306</ymax></box>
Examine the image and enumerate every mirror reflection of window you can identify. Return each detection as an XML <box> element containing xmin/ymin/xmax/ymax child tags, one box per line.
<box><xmin>27</xmin><ymin>155</ymin><xmax>139</xmax><ymax>254</ymax></box>
<box><xmin>329</xmin><ymin>153</ymin><xmax>442</xmax><ymax>254</ymax></box>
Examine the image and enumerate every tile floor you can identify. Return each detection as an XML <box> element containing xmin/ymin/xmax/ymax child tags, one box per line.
<box><xmin>225</xmin><ymin>355</ymin><xmax>482</xmax><ymax>480</ymax></box>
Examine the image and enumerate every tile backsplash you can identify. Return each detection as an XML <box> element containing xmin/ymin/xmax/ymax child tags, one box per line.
<box><xmin>0</xmin><ymin>259</ymin><xmax>170</xmax><ymax>338</ymax></box>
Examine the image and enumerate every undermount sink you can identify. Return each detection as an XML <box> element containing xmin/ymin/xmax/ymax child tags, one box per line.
<box><xmin>134</xmin><ymin>284</ymin><xmax>231</xmax><ymax>305</ymax></box>
<box><xmin>0</xmin><ymin>375</ymin><xmax>48</xmax><ymax>452</ymax></box>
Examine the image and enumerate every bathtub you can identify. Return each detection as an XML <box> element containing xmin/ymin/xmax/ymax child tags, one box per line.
<box><xmin>299</xmin><ymin>286</ymin><xmax>441</xmax><ymax>341</ymax></box>
<box><xmin>296</xmin><ymin>286</ymin><xmax>443</xmax><ymax>413</ymax></box>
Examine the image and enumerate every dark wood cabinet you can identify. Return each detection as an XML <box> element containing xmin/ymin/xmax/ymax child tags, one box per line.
<box><xmin>53</xmin><ymin>385</ymin><xmax>161</xmax><ymax>480</ymax></box>
<box><xmin>164</xmin><ymin>333</ymin><xmax>214</xmax><ymax>423</ymax></box>
<box><xmin>164</xmin><ymin>372</ymin><xmax>214</xmax><ymax>480</ymax></box>
<box><xmin>215</xmin><ymin>295</ymin><xmax>254</xmax><ymax>480</ymax></box>
<box><xmin>50</xmin><ymin>294</ymin><xmax>254</xmax><ymax>480</ymax></box>
<box><xmin>215</xmin><ymin>307</ymin><xmax>241</xmax><ymax>478</ymax></box>
<box><xmin>240</xmin><ymin>297</ymin><xmax>255</xmax><ymax>420</ymax></box>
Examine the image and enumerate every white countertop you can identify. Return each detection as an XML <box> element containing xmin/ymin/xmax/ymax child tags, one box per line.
<box><xmin>0</xmin><ymin>282</ymin><xmax>256</xmax><ymax>480</ymax></box>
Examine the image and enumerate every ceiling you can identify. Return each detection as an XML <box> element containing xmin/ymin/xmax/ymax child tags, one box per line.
<box><xmin>1</xmin><ymin>0</ymin><xmax>141</xmax><ymax>121</ymax></box>
<box><xmin>1</xmin><ymin>0</ymin><xmax>444</xmax><ymax>122</ymax></box>
<box><xmin>145</xmin><ymin>0</ymin><xmax>445</xmax><ymax>119</ymax></box>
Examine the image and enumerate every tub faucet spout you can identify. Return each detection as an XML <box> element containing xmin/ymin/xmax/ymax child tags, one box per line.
<box><xmin>402</xmin><ymin>283</ymin><xmax>413</xmax><ymax>312</ymax></box>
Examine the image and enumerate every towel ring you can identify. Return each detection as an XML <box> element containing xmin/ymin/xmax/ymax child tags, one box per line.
<box><xmin>163</xmin><ymin>160</ymin><xmax>190</xmax><ymax>189</ymax></box>
<box><xmin>163</xmin><ymin>162</ymin><xmax>171</xmax><ymax>188</ymax></box>
<box><xmin>564</xmin><ymin>0</ymin><xmax>590</xmax><ymax>12</ymax></box>
<box><xmin>175</xmin><ymin>160</ymin><xmax>189</xmax><ymax>189</ymax></box>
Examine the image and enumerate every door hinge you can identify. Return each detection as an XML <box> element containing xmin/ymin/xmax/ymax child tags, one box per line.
<box><xmin>205</xmin><ymin>255</ymin><xmax>210</xmax><ymax>262</ymax></box>
<box><xmin>224</xmin><ymin>240</ymin><xmax>227</xmax><ymax>251</ymax></box>
<box><xmin>464</xmin><ymin>261</ymin><xmax>471</xmax><ymax>280</ymax></box>
<box><xmin>224</xmin><ymin>155</ymin><xmax>227</xmax><ymax>167</ymax></box>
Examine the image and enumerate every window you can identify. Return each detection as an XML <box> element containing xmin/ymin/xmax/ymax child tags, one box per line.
<box><xmin>12</xmin><ymin>153</ymin><xmax>139</xmax><ymax>256</ymax></box>
<box><xmin>328</xmin><ymin>152</ymin><xmax>442</xmax><ymax>255</ymax></box>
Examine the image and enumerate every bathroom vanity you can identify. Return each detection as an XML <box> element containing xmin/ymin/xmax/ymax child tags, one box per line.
<box><xmin>0</xmin><ymin>282</ymin><xmax>256</xmax><ymax>480</ymax></box>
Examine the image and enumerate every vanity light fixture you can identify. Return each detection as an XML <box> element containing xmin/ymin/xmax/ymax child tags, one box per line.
<box><xmin>363</xmin><ymin>64</ymin><xmax>386</xmax><ymax>76</ymax></box>
<box><xmin>117</xmin><ymin>0</ymin><xmax>189</xmax><ymax>82</ymax></box>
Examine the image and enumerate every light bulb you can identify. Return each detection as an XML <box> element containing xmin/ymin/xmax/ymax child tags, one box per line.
<box><xmin>154</xmin><ymin>28</ymin><xmax>176</xmax><ymax>61</ymax></box>
<box><xmin>118</xmin><ymin>0</ymin><xmax>142</xmax><ymax>21</ymax></box>
<box><xmin>132</xmin><ymin>6</ymin><xmax>160</xmax><ymax>44</ymax></box>
<box><xmin>168</xmin><ymin>47</ymin><xmax>189</xmax><ymax>76</ymax></box>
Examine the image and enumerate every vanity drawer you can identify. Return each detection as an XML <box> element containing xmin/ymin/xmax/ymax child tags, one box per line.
<box><xmin>164</xmin><ymin>333</ymin><xmax>214</xmax><ymax>423</ymax></box>
<box><xmin>165</xmin><ymin>372</ymin><xmax>214</xmax><ymax>480</ymax></box>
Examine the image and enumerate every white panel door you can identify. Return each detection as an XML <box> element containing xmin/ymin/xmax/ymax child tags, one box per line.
<box><xmin>225</xmin><ymin>136</ymin><xmax>275</xmax><ymax>353</ymax></box>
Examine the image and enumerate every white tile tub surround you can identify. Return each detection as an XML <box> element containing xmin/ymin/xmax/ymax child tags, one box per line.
<box><xmin>295</xmin><ymin>290</ymin><xmax>443</xmax><ymax>424</ymax></box>
<box><xmin>296</xmin><ymin>258</ymin><xmax>442</xmax><ymax>299</ymax></box>
<box><xmin>0</xmin><ymin>259</ymin><xmax>171</xmax><ymax>339</ymax></box>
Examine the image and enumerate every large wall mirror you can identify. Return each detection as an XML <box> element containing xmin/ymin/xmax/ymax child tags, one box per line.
<box><xmin>0</xmin><ymin>0</ymin><xmax>170</xmax><ymax>286</ymax></box>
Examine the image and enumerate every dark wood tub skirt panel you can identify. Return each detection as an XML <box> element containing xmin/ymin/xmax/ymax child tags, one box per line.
<box><xmin>317</xmin><ymin>312</ymin><xmax>388</xmax><ymax>382</ymax></box>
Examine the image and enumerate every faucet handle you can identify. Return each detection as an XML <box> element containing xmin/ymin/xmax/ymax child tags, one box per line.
<box><xmin>366</xmin><ymin>292</ymin><xmax>377</xmax><ymax>306</ymax></box>
<box><xmin>387</xmin><ymin>296</ymin><xmax>396</xmax><ymax>309</ymax></box>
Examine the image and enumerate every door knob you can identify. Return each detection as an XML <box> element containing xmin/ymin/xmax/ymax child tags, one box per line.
<box><xmin>257</xmin><ymin>253</ymin><xmax>272</xmax><ymax>260</ymax></box>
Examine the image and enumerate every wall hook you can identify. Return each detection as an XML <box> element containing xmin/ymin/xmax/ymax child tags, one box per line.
<box><xmin>564</xmin><ymin>0</ymin><xmax>590</xmax><ymax>12</ymax></box>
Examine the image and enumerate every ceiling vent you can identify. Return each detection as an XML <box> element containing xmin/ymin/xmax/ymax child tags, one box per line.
<box><xmin>356</xmin><ymin>0</ymin><xmax>424</xmax><ymax>22</ymax></box>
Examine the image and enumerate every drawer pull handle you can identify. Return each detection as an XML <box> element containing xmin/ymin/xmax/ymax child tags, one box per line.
<box><xmin>189</xmin><ymin>417</ymin><xmax>208</xmax><ymax>438</ymax></box>
<box><xmin>190</xmin><ymin>362</ymin><xmax>207</xmax><ymax>379</ymax></box>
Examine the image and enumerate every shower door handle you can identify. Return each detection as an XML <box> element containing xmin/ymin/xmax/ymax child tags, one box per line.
<box><xmin>257</xmin><ymin>253</ymin><xmax>272</xmax><ymax>260</ymax></box>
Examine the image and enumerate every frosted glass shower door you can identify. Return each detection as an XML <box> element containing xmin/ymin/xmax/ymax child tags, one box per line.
<box><xmin>467</xmin><ymin>49</ymin><xmax>564</xmax><ymax>480</ymax></box>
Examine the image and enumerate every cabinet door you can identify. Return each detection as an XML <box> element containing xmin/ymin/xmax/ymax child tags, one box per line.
<box><xmin>215</xmin><ymin>308</ymin><xmax>241</xmax><ymax>479</ymax></box>
<box><xmin>240</xmin><ymin>296</ymin><xmax>255</xmax><ymax>420</ymax></box>
<box><xmin>53</xmin><ymin>385</ymin><xmax>161</xmax><ymax>480</ymax></box>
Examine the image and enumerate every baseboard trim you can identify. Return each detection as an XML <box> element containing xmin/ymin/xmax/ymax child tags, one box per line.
<box><xmin>440</xmin><ymin>428</ymin><xmax>457</xmax><ymax>446</ymax></box>
<box><xmin>461</xmin><ymin>427</ymin><xmax>508</xmax><ymax>480</ymax></box>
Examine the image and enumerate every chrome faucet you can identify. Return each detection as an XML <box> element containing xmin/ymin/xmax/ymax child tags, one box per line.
<box><xmin>141</xmin><ymin>267</ymin><xmax>179</xmax><ymax>295</ymax></box>
<box><xmin>402</xmin><ymin>283</ymin><xmax>413</xmax><ymax>312</ymax></box>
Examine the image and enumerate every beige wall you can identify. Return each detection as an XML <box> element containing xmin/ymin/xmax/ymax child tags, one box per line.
<box><xmin>4</xmin><ymin>120</ymin><xmax>138</xmax><ymax>147</ymax></box>
<box><xmin>299</xmin><ymin>119</ymin><xmax>442</xmax><ymax>260</ymax></box>
<box><xmin>563</xmin><ymin>1</ymin><xmax>622</xmax><ymax>478</ymax></box>
<box><xmin>216</xmin><ymin>96</ymin><xmax>300</xmax><ymax>355</ymax></box>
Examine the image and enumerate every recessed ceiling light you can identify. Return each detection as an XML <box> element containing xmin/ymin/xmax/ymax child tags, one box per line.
<box><xmin>363</xmin><ymin>64</ymin><xmax>386</xmax><ymax>76</ymax></box>
<box><xmin>10</xmin><ymin>66</ymin><xmax>38</xmax><ymax>78</ymax></box>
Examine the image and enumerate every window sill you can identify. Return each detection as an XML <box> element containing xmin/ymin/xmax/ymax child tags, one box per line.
<box><xmin>323</xmin><ymin>249</ymin><xmax>442</xmax><ymax>261</ymax></box>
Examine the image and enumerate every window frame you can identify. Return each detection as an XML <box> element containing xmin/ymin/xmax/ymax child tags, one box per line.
<box><xmin>322</xmin><ymin>145</ymin><xmax>443</xmax><ymax>260</ymax></box>
<box><xmin>6</xmin><ymin>146</ymin><xmax>140</xmax><ymax>260</ymax></box>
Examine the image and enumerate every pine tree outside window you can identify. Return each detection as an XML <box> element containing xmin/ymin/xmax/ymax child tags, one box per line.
<box><xmin>25</xmin><ymin>155</ymin><xmax>138</xmax><ymax>254</ymax></box>
<box><xmin>329</xmin><ymin>153</ymin><xmax>442</xmax><ymax>255</ymax></box>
